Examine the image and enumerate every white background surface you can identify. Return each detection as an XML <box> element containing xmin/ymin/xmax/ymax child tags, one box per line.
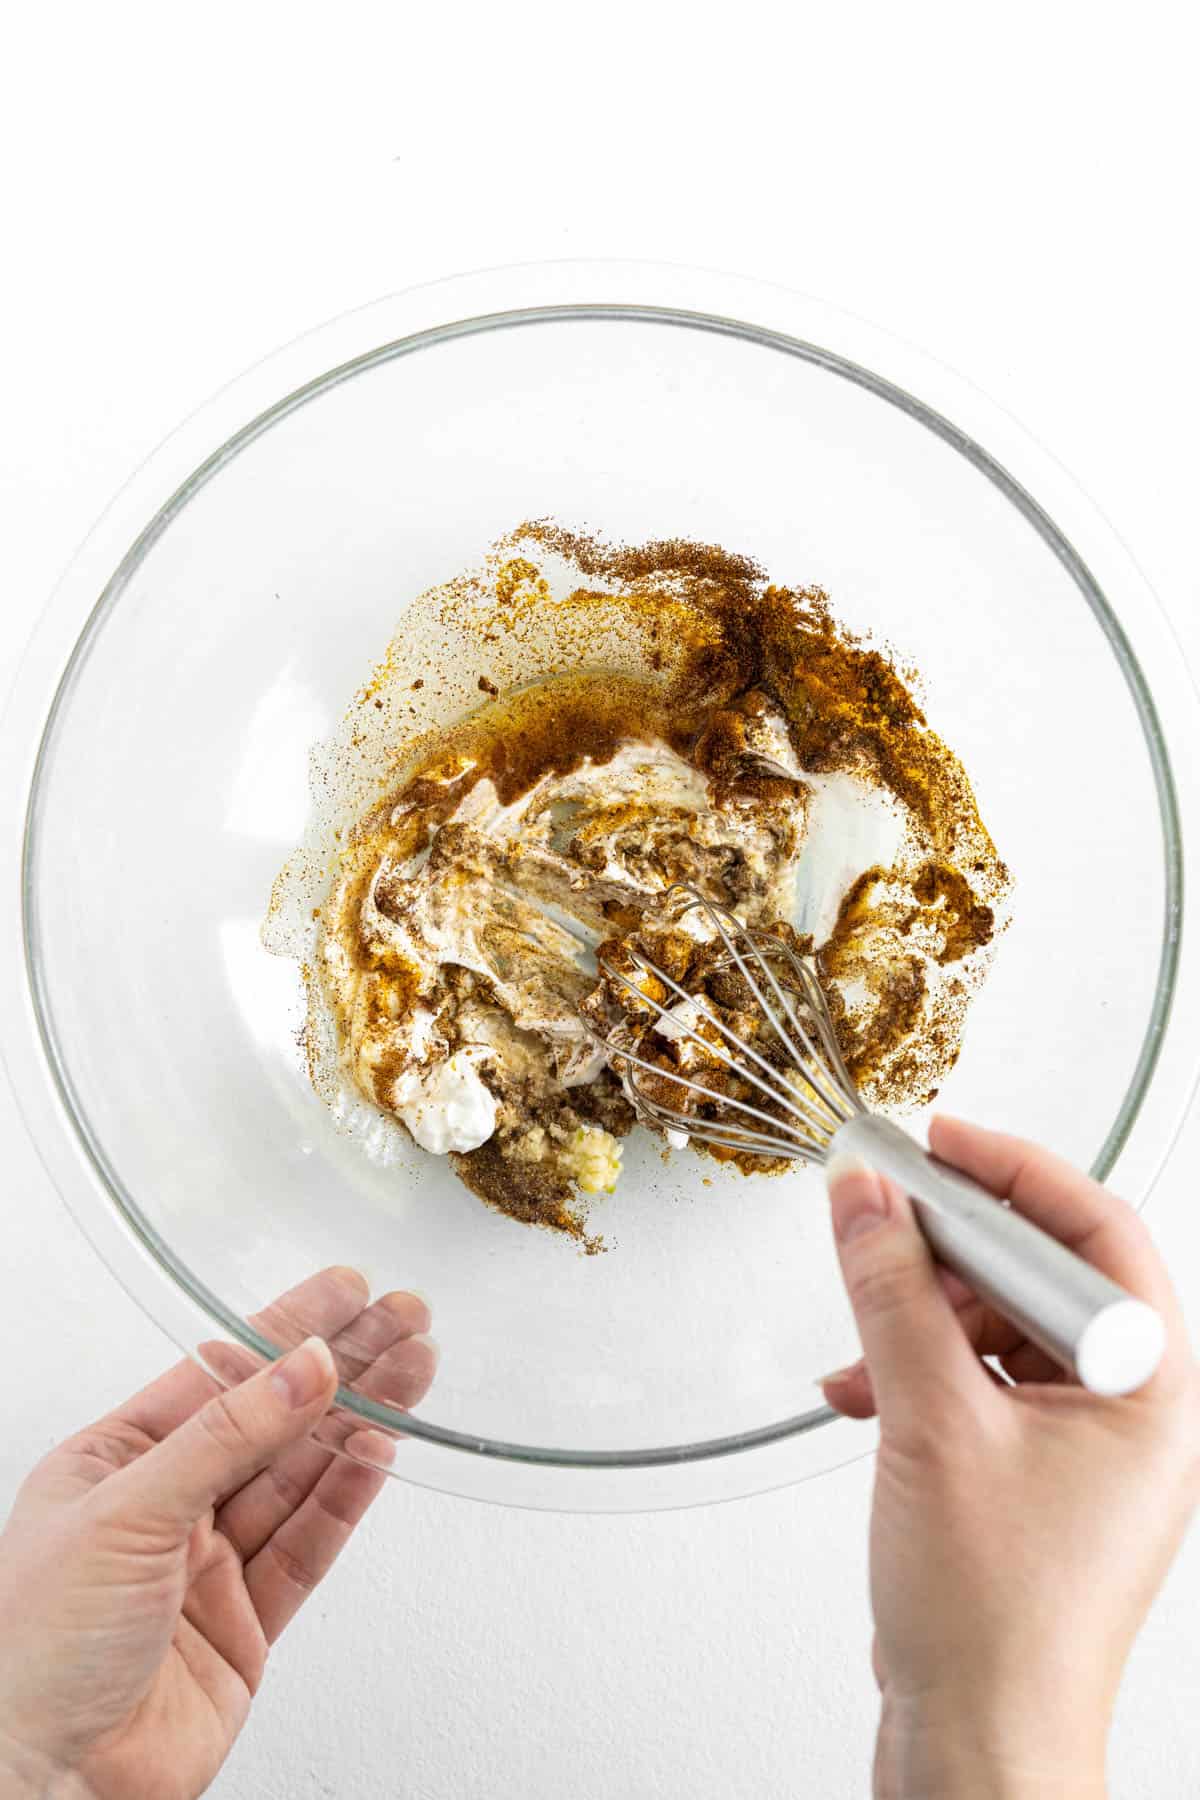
<box><xmin>2</xmin><ymin>6</ymin><xmax>1198</xmax><ymax>1795</ymax></box>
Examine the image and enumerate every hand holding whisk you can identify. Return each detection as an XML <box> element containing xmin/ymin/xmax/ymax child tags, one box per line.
<box><xmin>589</xmin><ymin>886</ymin><xmax>1166</xmax><ymax>1399</ymax></box>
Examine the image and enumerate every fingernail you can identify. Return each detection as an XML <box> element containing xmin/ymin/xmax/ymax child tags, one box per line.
<box><xmin>408</xmin><ymin>1331</ymin><xmax>440</xmax><ymax>1367</ymax></box>
<box><xmin>270</xmin><ymin>1335</ymin><xmax>336</xmax><ymax>1408</ymax></box>
<box><xmin>826</xmin><ymin>1152</ymin><xmax>889</xmax><ymax>1244</ymax></box>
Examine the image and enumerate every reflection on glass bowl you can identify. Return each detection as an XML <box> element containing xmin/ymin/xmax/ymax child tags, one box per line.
<box><xmin>5</xmin><ymin>262</ymin><xmax>1198</xmax><ymax>1511</ymax></box>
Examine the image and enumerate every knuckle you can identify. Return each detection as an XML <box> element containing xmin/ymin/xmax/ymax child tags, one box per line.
<box><xmin>884</xmin><ymin>1407</ymin><xmax>951</xmax><ymax>1465</ymax></box>
<box><xmin>212</xmin><ymin>1509</ymin><xmax>254</xmax><ymax>1563</ymax></box>
<box><xmin>883</xmin><ymin>1408</ymin><xmax>975</xmax><ymax>1478</ymax></box>
<box><xmin>268</xmin><ymin>1536</ymin><xmax>319</xmax><ymax>1595</ymax></box>
<box><xmin>311</xmin><ymin>1485</ymin><xmax>362</xmax><ymax>1532</ymax></box>
<box><xmin>196</xmin><ymin>1390</ymin><xmax>258</xmax><ymax>1462</ymax></box>
<box><xmin>267</xmin><ymin>1460</ymin><xmax>311</xmax><ymax>1512</ymax></box>
<box><xmin>845</xmin><ymin>1253</ymin><xmax>927</xmax><ymax>1322</ymax></box>
<box><xmin>204</xmin><ymin>1343</ymin><xmax>261</xmax><ymax>1388</ymax></box>
<box><xmin>64</xmin><ymin>1421</ymin><xmax>155</xmax><ymax>1472</ymax></box>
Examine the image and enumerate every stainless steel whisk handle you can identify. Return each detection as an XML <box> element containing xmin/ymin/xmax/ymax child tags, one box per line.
<box><xmin>830</xmin><ymin>1115</ymin><xmax>1166</xmax><ymax>1398</ymax></box>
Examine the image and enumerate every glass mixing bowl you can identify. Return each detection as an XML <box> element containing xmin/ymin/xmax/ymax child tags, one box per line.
<box><xmin>3</xmin><ymin>262</ymin><xmax>1198</xmax><ymax>1510</ymax></box>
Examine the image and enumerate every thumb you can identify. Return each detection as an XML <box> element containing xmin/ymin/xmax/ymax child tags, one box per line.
<box><xmin>825</xmin><ymin>1153</ymin><xmax>984</xmax><ymax>1435</ymax></box>
<box><xmin>99</xmin><ymin>1336</ymin><xmax>339</xmax><ymax>1532</ymax></box>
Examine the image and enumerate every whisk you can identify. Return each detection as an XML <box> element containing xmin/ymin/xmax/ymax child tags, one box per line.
<box><xmin>589</xmin><ymin>885</ymin><xmax>1165</xmax><ymax>1399</ymax></box>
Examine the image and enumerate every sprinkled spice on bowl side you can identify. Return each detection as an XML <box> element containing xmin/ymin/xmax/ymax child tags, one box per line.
<box><xmin>265</xmin><ymin>525</ymin><xmax>1010</xmax><ymax>1247</ymax></box>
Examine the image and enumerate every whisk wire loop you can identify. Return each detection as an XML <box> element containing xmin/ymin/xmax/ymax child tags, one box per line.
<box><xmin>597</xmin><ymin>956</ymin><xmax>838</xmax><ymax>1144</ymax></box>
<box><xmin>592</xmin><ymin>884</ymin><xmax>864</xmax><ymax>1160</ymax></box>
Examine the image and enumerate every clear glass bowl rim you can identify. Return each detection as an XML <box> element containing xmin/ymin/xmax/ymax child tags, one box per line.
<box><xmin>5</xmin><ymin>260</ymin><xmax>1198</xmax><ymax>1503</ymax></box>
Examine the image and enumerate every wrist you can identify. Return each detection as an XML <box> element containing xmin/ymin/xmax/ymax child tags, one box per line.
<box><xmin>883</xmin><ymin>1693</ymin><xmax>1109</xmax><ymax>1800</ymax></box>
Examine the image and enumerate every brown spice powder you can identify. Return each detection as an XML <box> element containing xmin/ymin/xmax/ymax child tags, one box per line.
<box><xmin>305</xmin><ymin>522</ymin><xmax>1010</xmax><ymax>1240</ymax></box>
